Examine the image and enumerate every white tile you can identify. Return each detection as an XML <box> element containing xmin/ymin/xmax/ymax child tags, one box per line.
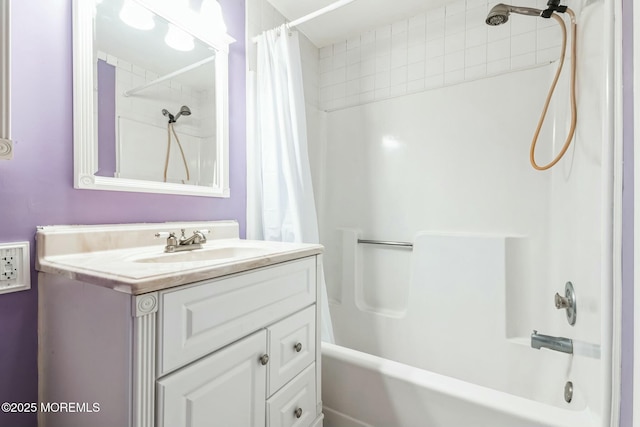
<box><xmin>408</xmin><ymin>25</ymin><xmax>426</xmax><ymax>46</ymax></box>
<box><xmin>319</xmin><ymin>72</ymin><xmax>331</xmax><ymax>88</ymax></box>
<box><xmin>362</xmin><ymin>30</ymin><xmax>375</xmax><ymax>44</ymax></box>
<box><xmin>375</xmin><ymin>87</ymin><xmax>391</xmax><ymax>100</ymax></box>
<box><xmin>347</xmin><ymin>48</ymin><xmax>361</xmax><ymax>65</ymax></box>
<box><xmin>537</xmin><ymin>46</ymin><xmax>561</xmax><ymax>64</ymax></box>
<box><xmin>465</xmin><ymin>44</ymin><xmax>486</xmax><ymax>67</ymax></box>
<box><xmin>465</xmin><ymin>63</ymin><xmax>486</xmax><ymax>80</ymax></box>
<box><xmin>391</xmin><ymin>48</ymin><xmax>408</xmax><ymax>68</ymax></box>
<box><xmin>319</xmin><ymin>45</ymin><xmax>333</xmax><ymax>59</ymax></box>
<box><xmin>345</xmin><ymin>94</ymin><xmax>359</xmax><ymax>106</ymax></box>
<box><xmin>347</xmin><ymin>64</ymin><xmax>361</xmax><ymax>80</ymax></box>
<box><xmin>319</xmin><ymin>57</ymin><xmax>333</xmax><ymax>73</ymax></box>
<box><xmin>132</xmin><ymin>65</ymin><xmax>146</xmax><ymax>77</ymax></box>
<box><xmin>390</xmin><ymin>66</ymin><xmax>407</xmax><ymax>85</ymax></box>
<box><xmin>426</xmin><ymin>38</ymin><xmax>445</xmax><ymax>59</ymax></box>
<box><xmin>445</xmin><ymin>13</ymin><xmax>465</xmax><ymax>36</ymax></box>
<box><xmin>333</xmin><ymin>52</ymin><xmax>346</xmax><ymax>69</ymax></box>
<box><xmin>425</xmin><ymin>74</ymin><xmax>444</xmax><ymax>89</ymax></box>
<box><xmin>390</xmin><ymin>83</ymin><xmax>407</xmax><ymax>97</ymax></box>
<box><xmin>537</xmin><ymin>25</ymin><xmax>561</xmax><ymax>50</ymax></box>
<box><xmin>376</xmin><ymin>56</ymin><xmax>391</xmax><ymax>72</ymax></box>
<box><xmin>409</xmin><ymin>13</ymin><xmax>426</xmax><ymax>29</ymax></box>
<box><xmin>408</xmin><ymin>61</ymin><xmax>426</xmax><ymax>81</ymax></box>
<box><xmin>465</xmin><ymin>25</ymin><xmax>487</xmax><ymax>49</ymax></box>
<box><xmin>392</xmin><ymin>20</ymin><xmax>408</xmax><ymax>35</ymax></box>
<box><xmin>375</xmin><ymin>71</ymin><xmax>391</xmax><ymax>89</ymax></box>
<box><xmin>445</xmin><ymin>32</ymin><xmax>465</xmax><ymax>53</ymax></box>
<box><xmin>487</xmin><ymin>38</ymin><xmax>510</xmax><ymax>62</ymax></box>
<box><xmin>511</xmin><ymin>31</ymin><xmax>536</xmax><ymax>57</ymax></box>
<box><xmin>376</xmin><ymin>38</ymin><xmax>391</xmax><ymax>57</ymax></box>
<box><xmin>487</xmin><ymin>23</ymin><xmax>510</xmax><ymax>41</ymax></box>
<box><xmin>465</xmin><ymin>6</ymin><xmax>488</xmax><ymax>30</ymax></box>
<box><xmin>537</xmin><ymin>14</ymin><xmax>557</xmax><ymax>30</ymax></box>
<box><xmin>446</xmin><ymin>0</ymin><xmax>466</xmax><ymax>16</ymax></box>
<box><xmin>361</xmin><ymin>75</ymin><xmax>375</xmax><ymax>92</ymax></box>
<box><xmin>327</xmin><ymin>68</ymin><xmax>346</xmax><ymax>85</ymax></box>
<box><xmin>407</xmin><ymin>79</ymin><xmax>425</xmax><ymax>92</ymax></box>
<box><xmin>408</xmin><ymin>43</ymin><xmax>426</xmax><ymax>63</ymax></box>
<box><xmin>511</xmin><ymin>52</ymin><xmax>536</xmax><ymax>69</ymax></box>
<box><xmin>145</xmin><ymin>70</ymin><xmax>158</xmax><ymax>81</ymax></box>
<box><xmin>361</xmin><ymin>58</ymin><xmax>376</xmax><ymax>76</ymax></box>
<box><xmin>346</xmin><ymin>79</ymin><xmax>360</xmax><ymax>96</ymax></box>
<box><xmin>347</xmin><ymin>36</ymin><xmax>361</xmax><ymax>50</ymax></box>
<box><xmin>360</xmin><ymin>42</ymin><xmax>376</xmax><ymax>61</ymax></box>
<box><xmin>360</xmin><ymin>91</ymin><xmax>375</xmax><ymax>103</ymax></box>
<box><xmin>333</xmin><ymin>41</ymin><xmax>347</xmax><ymax>53</ymax></box>
<box><xmin>444</xmin><ymin>69</ymin><xmax>465</xmax><ymax>84</ymax></box>
<box><xmin>376</xmin><ymin>25</ymin><xmax>392</xmax><ymax>40</ymax></box>
<box><xmin>426</xmin><ymin>19</ymin><xmax>445</xmax><ymax>40</ymax></box>
<box><xmin>467</xmin><ymin>0</ymin><xmax>487</xmax><ymax>7</ymax></box>
<box><xmin>118</xmin><ymin>58</ymin><xmax>133</xmax><ymax>71</ymax></box>
<box><xmin>425</xmin><ymin>55</ymin><xmax>444</xmax><ymax>77</ymax></box>
<box><xmin>444</xmin><ymin>51</ymin><xmax>465</xmax><ymax>72</ymax></box>
<box><xmin>392</xmin><ymin>31</ymin><xmax>408</xmax><ymax>50</ymax></box>
<box><xmin>330</xmin><ymin>82</ymin><xmax>346</xmax><ymax>100</ymax></box>
<box><xmin>487</xmin><ymin>58</ymin><xmax>510</xmax><ymax>75</ymax></box>
<box><xmin>509</xmin><ymin>13</ymin><xmax>536</xmax><ymax>35</ymax></box>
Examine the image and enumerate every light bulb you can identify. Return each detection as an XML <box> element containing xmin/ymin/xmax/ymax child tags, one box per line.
<box><xmin>119</xmin><ymin>0</ymin><xmax>155</xmax><ymax>30</ymax></box>
<box><xmin>165</xmin><ymin>23</ymin><xmax>195</xmax><ymax>52</ymax></box>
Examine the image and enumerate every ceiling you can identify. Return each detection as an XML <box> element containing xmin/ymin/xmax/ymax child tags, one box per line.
<box><xmin>266</xmin><ymin>0</ymin><xmax>458</xmax><ymax>47</ymax></box>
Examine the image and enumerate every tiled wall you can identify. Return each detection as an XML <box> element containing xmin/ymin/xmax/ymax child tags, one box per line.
<box><xmin>318</xmin><ymin>0</ymin><xmax>564</xmax><ymax>111</ymax></box>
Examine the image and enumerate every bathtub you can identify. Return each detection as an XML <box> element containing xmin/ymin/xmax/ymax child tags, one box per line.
<box><xmin>321</xmin><ymin>343</ymin><xmax>599</xmax><ymax>427</ymax></box>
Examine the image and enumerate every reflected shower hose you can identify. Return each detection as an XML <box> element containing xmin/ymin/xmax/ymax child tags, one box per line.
<box><xmin>530</xmin><ymin>8</ymin><xmax>577</xmax><ymax>171</ymax></box>
<box><xmin>163</xmin><ymin>123</ymin><xmax>191</xmax><ymax>183</ymax></box>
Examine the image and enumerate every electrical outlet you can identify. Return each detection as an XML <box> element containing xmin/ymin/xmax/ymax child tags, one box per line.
<box><xmin>0</xmin><ymin>242</ymin><xmax>30</xmax><ymax>295</ymax></box>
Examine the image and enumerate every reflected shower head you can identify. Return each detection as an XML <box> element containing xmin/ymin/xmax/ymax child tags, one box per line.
<box><xmin>162</xmin><ymin>106</ymin><xmax>191</xmax><ymax>123</ymax></box>
<box><xmin>485</xmin><ymin>3</ymin><xmax>543</xmax><ymax>26</ymax></box>
<box><xmin>174</xmin><ymin>105</ymin><xmax>191</xmax><ymax>121</ymax></box>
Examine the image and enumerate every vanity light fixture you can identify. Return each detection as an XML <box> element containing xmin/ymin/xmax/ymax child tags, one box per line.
<box><xmin>165</xmin><ymin>23</ymin><xmax>195</xmax><ymax>52</ymax></box>
<box><xmin>119</xmin><ymin>0</ymin><xmax>155</xmax><ymax>31</ymax></box>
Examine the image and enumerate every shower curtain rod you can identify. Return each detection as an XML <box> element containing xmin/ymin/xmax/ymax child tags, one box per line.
<box><xmin>123</xmin><ymin>55</ymin><xmax>216</xmax><ymax>97</ymax></box>
<box><xmin>251</xmin><ymin>0</ymin><xmax>356</xmax><ymax>43</ymax></box>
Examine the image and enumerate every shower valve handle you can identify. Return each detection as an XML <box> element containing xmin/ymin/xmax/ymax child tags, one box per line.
<box><xmin>554</xmin><ymin>282</ymin><xmax>576</xmax><ymax>326</ymax></box>
<box><xmin>554</xmin><ymin>293</ymin><xmax>572</xmax><ymax>309</ymax></box>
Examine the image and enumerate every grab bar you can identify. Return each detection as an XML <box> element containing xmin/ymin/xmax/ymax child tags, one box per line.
<box><xmin>357</xmin><ymin>239</ymin><xmax>413</xmax><ymax>249</ymax></box>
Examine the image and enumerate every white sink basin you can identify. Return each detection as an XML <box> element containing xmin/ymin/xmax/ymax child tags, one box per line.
<box><xmin>133</xmin><ymin>246</ymin><xmax>271</xmax><ymax>264</ymax></box>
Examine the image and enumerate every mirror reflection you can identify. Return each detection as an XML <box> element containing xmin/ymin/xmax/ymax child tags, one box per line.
<box><xmin>94</xmin><ymin>0</ymin><xmax>218</xmax><ymax>186</ymax></box>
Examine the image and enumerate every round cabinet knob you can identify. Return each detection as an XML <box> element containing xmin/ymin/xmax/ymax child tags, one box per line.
<box><xmin>294</xmin><ymin>342</ymin><xmax>302</xmax><ymax>352</ymax></box>
<box><xmin>294</xmin><ymin>408</ymin><xmax>303</xmax><ymax>418</ymax></box>
<box><xmin>260</xmin><ymin>354</ymin><xmax>269</xmax><ymax>365</ymax></box>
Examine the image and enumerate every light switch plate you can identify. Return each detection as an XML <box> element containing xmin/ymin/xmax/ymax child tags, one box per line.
<box><xmin>0</xmin><ymin>241</ymin><xmax>30</xmax><ymax>294</ymax></box>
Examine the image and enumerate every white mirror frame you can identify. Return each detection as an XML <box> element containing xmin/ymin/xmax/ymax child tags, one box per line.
<box><xmin>0</xmin><ymin>0</ymin><xmax>10</xmax><ymax>153</ymax></box>
<box><xmin>72</xmin><ymin>0</ymin><xmax>232</xmax><ymax>197</ymax></box>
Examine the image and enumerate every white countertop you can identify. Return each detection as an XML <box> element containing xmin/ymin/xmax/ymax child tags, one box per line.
<box><xmin>36</xmin><ymin>221</ymin><xmax>323</xmax><ymax>295</ymax></box>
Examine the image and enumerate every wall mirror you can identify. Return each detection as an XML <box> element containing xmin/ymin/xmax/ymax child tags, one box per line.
<box><xmin>73</xmin><ymin>0</ymin><xmax>233</xmax><ymax>197</ymax></box>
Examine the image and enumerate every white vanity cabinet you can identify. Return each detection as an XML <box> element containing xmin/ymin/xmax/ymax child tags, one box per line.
<box><xmin>38</xmin><ymin>255</ymin><xmax>324</xmax><ymax>427</ymax></box>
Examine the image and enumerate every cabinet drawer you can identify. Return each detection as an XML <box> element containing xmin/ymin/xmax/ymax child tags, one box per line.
<box><xmin>267</xmin><ymin>363</ymin><xmax>317</xmax><ymax>427</ymax></box>
<box><xmin>159</xmin><ymin>257</ymin><xmax>316</xmax><ymax>375</ymax></box>
<box><xmin>268</xmin><ymin>305</ymin><xmax>316</xmax><ymax>395</ymax></box>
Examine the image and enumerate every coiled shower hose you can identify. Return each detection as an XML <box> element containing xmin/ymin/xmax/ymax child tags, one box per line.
<box><xmin>163</xmin><ymin>123</ymin><xmax>191</xmax><ymax>183</ymax></box>
<box><xmin>530</xmin><ymin>8</ymin><xmax>577</xmax><ymax>171</ymax></box>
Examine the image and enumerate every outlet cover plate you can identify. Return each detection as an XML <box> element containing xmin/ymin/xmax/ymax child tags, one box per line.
<box><xmin>0</xmin><ymin>241</ymin><xmax>30</xmax><ymax>294</ymax></box>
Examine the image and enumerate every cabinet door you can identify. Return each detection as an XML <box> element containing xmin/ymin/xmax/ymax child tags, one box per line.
<box><xmin>157</xmin><ymin>330</ymin><xmax>267</xmax><ymax>427</ymax></box>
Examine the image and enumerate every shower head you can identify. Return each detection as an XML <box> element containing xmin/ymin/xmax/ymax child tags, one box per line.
<box><xmin>162</xmin><ymin>109</ymin><xmax>175</xmax><ymax>123</ymax></box>
<box><xmin>485</xmin><ymin>3</ymin><xmax>543</xmax><ymax>26</ymax></box>
<box><xmin>174</xmin><ymin>105</ymin><xmax>191</xmax><ymax>121</ymax></box>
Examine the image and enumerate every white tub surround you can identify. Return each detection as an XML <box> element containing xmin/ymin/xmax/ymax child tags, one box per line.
<box><xmin>37</xmin><ymin>221</ymin><xmax>324</xmax><ymax>427</ymax></box>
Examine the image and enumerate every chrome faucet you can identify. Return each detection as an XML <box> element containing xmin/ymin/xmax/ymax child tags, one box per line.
<box><xmin>531</xmin><ymin>330</ymin><xmax>573</xmax><ymax>354</ymax></box>
<box><xmin>155</xmin><ymin>229</ymin><xmax>209</xmax><ymax>253</ymax></box>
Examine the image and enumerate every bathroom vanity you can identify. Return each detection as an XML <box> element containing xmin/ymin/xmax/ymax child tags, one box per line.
<box><xmin>36</xmin><ymin>221</ymin><xmax>324</xmax><ymax>427</ymax></box>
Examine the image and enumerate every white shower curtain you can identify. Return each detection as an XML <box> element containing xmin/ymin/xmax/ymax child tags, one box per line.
<box><xmin>250</xmin><ymin>24</ymin><xmax>334</xmax><ymax>343</ymax></box>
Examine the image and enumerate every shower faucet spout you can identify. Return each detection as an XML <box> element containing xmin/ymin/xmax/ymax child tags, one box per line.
<box><xmin>531</xmin><ymin>330</ymin><xmax>573</xmax><ymax>354</ymax></box>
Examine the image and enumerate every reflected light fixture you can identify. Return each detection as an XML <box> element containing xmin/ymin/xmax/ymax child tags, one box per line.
<box><xmin>165</xmin><ymin>23</ymin><xmax>195</xmax><ymax>52</ymax></box>
<box><xmin>200</xmin><ymin>0</ymin><xmax>227</xmax><ymax>34</ymax></box>
<box><xmin>119</xmin><ymin>0</ymin><xmax>155</xmax><ymax>30</ymax></box>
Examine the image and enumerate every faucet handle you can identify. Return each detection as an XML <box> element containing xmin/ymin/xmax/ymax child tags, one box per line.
<box><xmin>554</xmin><ymin>293</ymin><xmax>571</xmax><ymax>309</ymax></box>
<box><xmin>555</xmin><ymin>282</ymin><xmax>577</xmax><ymax>326</ymax></box>
<box><xmin>154</xmin><ymin>232</ymin><xmax>171</xmax><ymax>238</ymax></box>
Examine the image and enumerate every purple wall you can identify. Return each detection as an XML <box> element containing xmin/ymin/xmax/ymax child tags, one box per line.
<box><xmin>0</xmin><ymin>0</ymin><xmax>245</xmax><ymax>426</ymax></box>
